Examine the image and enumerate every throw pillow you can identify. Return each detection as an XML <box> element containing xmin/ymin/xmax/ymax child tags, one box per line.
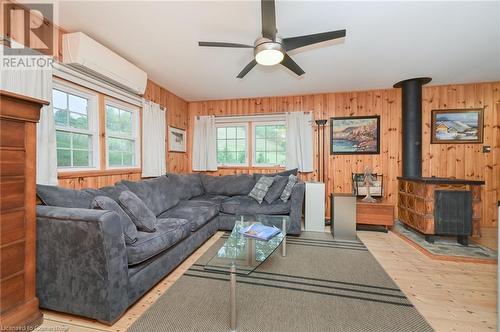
<box><xmin>36</xmin><ymin>184</ymin><xmax>102</xmax><ymax>208</ymax></box>
<box><xmin>264</xmin><ymin>175</ymin><xmax>289</xmax><ymax>204</ymax></box>
<box><xmin>248</xmin><ymin>176</ymin><xmax>275</xmax><ymax>204</ymax></box>
<box><xmin>118</xmin><ymin>191</ymin><xmax>157</xmax><ymax>232</ymax></box>
<box><xmin>91</xmin><ymin>196</ymin><xmax>138</xmax><ymax>244</ymax></box>
<box><xmin>280</xmin><ymin>174</ymin><xmax>298</xmax><ymax>202</ymax></box>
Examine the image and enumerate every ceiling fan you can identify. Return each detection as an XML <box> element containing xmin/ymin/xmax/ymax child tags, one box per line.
<box><xmin>198</xmin><ymin>0</ymin><xmax>346</xmax><ymax>78</ymax></box>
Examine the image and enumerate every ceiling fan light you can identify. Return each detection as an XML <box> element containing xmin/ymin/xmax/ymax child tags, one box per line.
<box><xmin>255</xmin><ymin>49</ymin><xmax>284</xmax><ymax>66</ymax></box>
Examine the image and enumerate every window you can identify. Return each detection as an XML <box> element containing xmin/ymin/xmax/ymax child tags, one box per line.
<box><xmin>105</xmin><ymin>100</ymin><xmax>140</xmax><ymax>168</ymax></box>
<box><xmin>216</xmin><ymin>124</ymin><xmax>248</xmax><ymax>166</ymax></box>
<box><xmin>53</xmin><ymin>84</ymin><xmax>98</xmax><ymax>169</ymax></box>
<box><xmin>253</xmin><ymin>123</ymin><xmax>286</xmax><ymax>166</ymax></box>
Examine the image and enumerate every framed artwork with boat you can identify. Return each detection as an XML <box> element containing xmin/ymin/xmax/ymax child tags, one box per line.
<box><xmin>330</xmin><ymin>115</ymin><xmax>380</xmax><ymax>154</ymax></box>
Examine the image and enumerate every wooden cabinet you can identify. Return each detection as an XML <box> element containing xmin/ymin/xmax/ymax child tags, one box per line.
<box><xmin>356</xmin><ymin>199</ymin><xmax>394</xmax><ymax>231</ymax></box>
<box><xmin>0</xmin><ymin>90</ymin><xmax>47</xmax><ymax>330</ymax></box>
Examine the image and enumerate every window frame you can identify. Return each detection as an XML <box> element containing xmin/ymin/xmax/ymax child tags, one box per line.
<box><xmin>104</xmin><ymin>97</ymin><xmax>141</xmax><ymax>169</ymax></box>
<box><xmin>252</xmin><ymin>121</ymin><xmax>287</xmax><ymax>167</ymax></box>
<box><xmin>215</xmin><ymin>122</ymin><xmax>249</xmax><ymax>167</ymax></box>
<box><xmin>52</xmin><ymin>80</ymin><xmax>100</xmax><ymax>171</ymax></box>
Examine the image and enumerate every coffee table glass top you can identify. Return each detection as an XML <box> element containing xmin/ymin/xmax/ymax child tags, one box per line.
<box><xmin>204</xmin><ymin>215</ymin><xmax>288</xmax><ymax>275</ymax></box>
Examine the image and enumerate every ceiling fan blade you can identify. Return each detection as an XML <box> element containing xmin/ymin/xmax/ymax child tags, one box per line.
<box><xmin>198</xmin><ymin>41</ymin><xmax>253</xmax><ymax>48</ymax></box>
<box><xmin>281</xmin><ymin>54</ymin><xmax>305</xmax><ymax>76</ymax></box>
<box><xmin>261</xmin><ymin>0</ymin><xmax>277</xmax><ymax>40</ymax></box>
<box><xmin>237</xmin><ymin>59</ymin><xmax>257</xmax><ymax>78</ymax></box>
<box><xmin>282</xmin><ymin>29</ymin><xmax>346</xmax><ymax>51</ymax></box>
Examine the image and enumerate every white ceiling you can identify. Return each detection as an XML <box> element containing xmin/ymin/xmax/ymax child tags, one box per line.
<box><xmin>54</xmin><ymin>1</ymin><xmax>500</xmax><ymax>101</ymax></box>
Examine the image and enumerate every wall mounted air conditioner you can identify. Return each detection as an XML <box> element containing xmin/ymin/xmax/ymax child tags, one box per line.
<box><xmin>62</xmin><ymin>32</ymin><xmax>147</xmax><ymax>95</ymax></box>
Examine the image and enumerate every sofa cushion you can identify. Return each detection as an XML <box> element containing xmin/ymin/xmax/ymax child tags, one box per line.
<box><xmin>118</xmin><ymin>191</ymin><xmax>157</xmax><ymax>233</ymax></box>
<box><xmin>264</xmin><ymin>175</ymin><xmax>288</xmax><ymax>204</ymax></box>
<box><xmin>90</xmin><ymin>196</ymin><xmax>138</xmax><ymax>245</ymax></box>
<box><xmin>254</xmin><ymin>168</ymin><xmax>298</xmax><ymax>181</ymax></box>
<box><xmin>248</xmin><ymin>176</ymin><xmax>274</xmax><ymax>204</ymax></box>
<box><xmin>280</xmin><ymin>174</ymin><xmax>298</xmax><ymax>202</ymax></box>
<box><xmin>126</xmin><ymin>218</ymin><xmax>191</xmax><ymax>265</ymax></box>
<box><xmin>221</xmin><ymin>195</ymin><xmax>290</xmax><ymax>215</ymax></box>
<box><xmin>120</xmin><ymin>176</ymin><xmax>179</xmax><ymax>216</ymax></box>
<box><xmin>99</xmin><ymin>183</ymin><xmax>129</xmax><ymax>202</ymax></box>
<box><xmin>189</xmin><ymin>193</ymin><xmax>230</xmax><ymax>207</ymax></box>
<box><xmin>165</xmin><ymin>173</ymin><xmax>204</xmax><ymax>200</ymax></box>
<box><xmin>158</xmin><ymin>202</ymin><xmax>218</xmax><ymax>232</ymax></box>
<box><xmin>37</xmin><ymin>184</ymin><xmax>102</xmax><ymax>208</ymax></box>
<box><xmin>200</xmin><ymin>174</ymin><xmax>255</xmax><ymax>196</ymax></box>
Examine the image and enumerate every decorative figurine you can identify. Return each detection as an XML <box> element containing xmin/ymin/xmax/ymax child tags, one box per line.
<box><xmin>361</xmin><ymin>166</ymin><xmax>377</xmax><ymax>203</ymax></box>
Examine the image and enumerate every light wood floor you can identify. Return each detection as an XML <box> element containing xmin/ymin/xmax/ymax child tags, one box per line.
<box><xmin>36</xmin><ymin>230</ymin><xmax>497</xmax><ymax>332</ymax></box>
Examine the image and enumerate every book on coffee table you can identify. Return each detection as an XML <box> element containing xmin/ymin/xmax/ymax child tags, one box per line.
<box><xmin>238</xmin><ymin>224</ymin><xmax>281</xmax><ymax>241</ymax></box>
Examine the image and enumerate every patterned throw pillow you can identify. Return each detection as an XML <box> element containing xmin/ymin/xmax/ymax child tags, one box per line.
<box><xmin>248</xmin><ymin>176</ymin><xmax>275</xmax><ymax>204</ymax></box>
<box><xmin>91</xmin><ymin>196</ymin><xmax>138</xmax><ymax>244</ymax></box>
<box><xmin>118</xmin><ymin>191</ymin><xmax>157</xmax><ymax>232</ymax></box>
<box><xmin>280</xmin><ymin>174</ymin><xmax>298</xmax><ymax>202</ymax></box>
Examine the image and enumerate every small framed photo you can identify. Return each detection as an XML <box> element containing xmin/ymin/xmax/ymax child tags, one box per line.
<box><xmin>168</xmin><ymin>126</ymin><xmax>186</xmax><ymax>152</ymax></box>
<box><xmin>431</xmin><ymin>109</ymin><xmax>484</xmax><ymax>144</ymax></box>
<box><xmin>330</xmin><ymin>115</ymin><xmax>380</xmax><ymax>154</ymax></box>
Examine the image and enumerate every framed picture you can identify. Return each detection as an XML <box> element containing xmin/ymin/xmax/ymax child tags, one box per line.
<box><xmin>330</xmin><ymin>115</ymin><xmax>380</xmax><ymax>154</ymax></box>
<box><xmin>431</xmin><ymin>109</ymin><xmax>484</xmax><ymax>144</ymax></box>
<box><xmin>168</xmin><ymin>126</ymin><xmax>186</xmax><ymax>152</ymax></box>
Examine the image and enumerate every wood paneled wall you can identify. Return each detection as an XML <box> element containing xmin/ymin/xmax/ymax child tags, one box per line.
<box><xmin>188</xmin><ymin>82</ymin><xmax>500</xmax><ymax>228</ymax></box>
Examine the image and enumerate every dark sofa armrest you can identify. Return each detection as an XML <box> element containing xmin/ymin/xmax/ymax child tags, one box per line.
<box><xmin>36</xmin><ymin>205</ymin><xmax>129</xmax><ymax>324</ymax></box>
<box><xmin>288</xmin><ymin>182</ymin><xmax>305</xmax><ymax>235</ymax></box>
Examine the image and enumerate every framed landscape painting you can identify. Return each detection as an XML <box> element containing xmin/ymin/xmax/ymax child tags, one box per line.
<box><xmin>431</xmin><ymin>109</ymin><xmax>484</xmax><ymax>144</ymax></box>
<box><xmin>168</xmin><ymin>126</ymin><xmax>187</xmax><ymax>152</ymax></box>
<box><xmin>330</xmin><ymin>115</ymin><xmax>380</xmax><ymax>154</ymax></box>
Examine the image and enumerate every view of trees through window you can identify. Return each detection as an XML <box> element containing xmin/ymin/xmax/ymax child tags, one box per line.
<box><xmin>106</xmin><ymin>104</ymin><xmax>136</xmax><ymax>167</ymax></box>
<box><xmin>254</xmin><ymin>124</ymin><xmax>286</xmax><ymax>165</ymax></box>
<box><xmin>53</xmin><ymin>89</ymin><xmax>93</xmax><ymax>167</ymax></box>
<box><xmin>216</xmin><ymin>126</ymin><xmax>247</xmax><ymax>165</ymax></box>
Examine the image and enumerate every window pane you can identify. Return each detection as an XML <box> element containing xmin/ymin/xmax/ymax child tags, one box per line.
<box><xmin>236</xmin><ymin>127</ymin><xmax>246</xmax><ymax>138</ymax></box>
<box><xmin>226</xmin><ymin>127</ymin><xmax>236</xmax><ymax>139</ymax></box>
<box><xmin>217</xmin><ymin>151</ymin><xmax>226</xmax><ymax>164</ymax></box>
<box><xmin>266</xmin><ymin>152</ymin><xmax>277</xmax><ymax>164</ymax></box>
<box><xmin>255</xmin><ymin>138</ymin><xmax>266</xmax><ymax>151</ymax></box>
<box><xmin>72</xmin><ymin>133</ymin><xmax>90</xmax><ymax>149</ymax></box>
<box><xmin>73</xmin><ymin>150</ymin><xmax>90</xmax><ymax>167</ymax></box>
<box><xmin>53</xmin><ymin>90</ymin><xmax>67</xmax><ymax>109</ymax></box>
<box><xmin>237</xmin><ymin>151</ymin><xmax>246</xmax><ymax>163</ymax></box>
<box><xmin>255</xmin><ymin>126</ymin><xmax>265</xmax><ymax>139</ymax></box>
<box><xmin>277</xmin><ymin>152</ymin><xmax>286</xmax><ymax>165</ymax></box>
<box><xmin>226</xmin><ymin>151</ymin><xmax>237</xmax><ymax>163</ymax></box>
<box><xmin>226</xmin><ymin>140</ymin><xmax>236</xmax><ymax>151</ymax></box>
<box><xmin>54</xmin><ymin>109</ymin><xmax>68</xmax><ymax>126</ymax></box>
<box><xmin>120</xmin><ymin>110</ymin><xmax>133</xmax><ymax>134</ymax></box>
<box><xmin>217</xmin><ymin>127</ymin><xmax>226</xmax><ymax>139</ymax></box>
<box><xmin>256</xmin><ymin>151</ymin><xmax>266</xmax><ymax>164</ymax></box>
<box><xmin>106</xmin><ymin>106</ymin><xmax>120</xmax><ymax>132</ymax></box>
<box><xmin>217</xmin><ymin>139</ymin><xmax>226</xmax><ymax>152</ymax></box>
<box><xmin>122</xmin><ymin>152</ymin><xmax>134</xmax><ymax>166</ymax></box>
<box><xmin>109</xmin><ymin>151</ymin><xmax>122</xmax><ymax>166</ymax></box>
<box><xmin>69</xmin><ymin>112</ymin><xmax>88</xmax><ymax>129</ymax></box>
<box><xmin>123</xmin><ymin>139</ymin><xmax>135</xmax><ymax>153</ymax></box>
<box><xmin>236</xmin><ymin>139</ymin><xmax>246</xmax><ymax>151</ymax></box>
<box><xmin>56</xmin><ymin>131</ymin><xmax>71</xmax><ymax>148</ymax></box>
<box><xmin>57</xmin><ymin>149</ymin><xmax>71</xmax><ymax>167</ymax></box>
<box><xmin>68</xmin><ymin>94</ymin><xmax>87</xmax><ymax>114</ymax></box>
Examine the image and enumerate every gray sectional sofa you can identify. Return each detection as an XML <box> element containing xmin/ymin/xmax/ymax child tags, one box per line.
<box><xmin>35</xmin><ymin>170</ymin><xmax>304</xmax><ymax>324</ymax></box>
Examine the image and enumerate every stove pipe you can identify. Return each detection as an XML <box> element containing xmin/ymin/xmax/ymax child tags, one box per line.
<box><xmin>393</xmin><ymin>77</ymin><xmax>432</xmax><ymax>178</ymax></box>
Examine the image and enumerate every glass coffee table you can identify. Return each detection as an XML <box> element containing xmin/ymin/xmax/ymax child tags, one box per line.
<box><xmin>204</xmin><ymin>215</ymin><xmax>288</xmax><ymax>331</ymax></box>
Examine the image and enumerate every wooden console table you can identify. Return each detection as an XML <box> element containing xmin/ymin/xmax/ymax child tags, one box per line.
<box><xmin>0</xmin><ymin>90</ymin><xmax>47</xmax><ymax>330</ymax></box>
<box><xmin>356</xmin><ymin>199</ymin><xmax>394</xmax><ymax>231</ymax></box>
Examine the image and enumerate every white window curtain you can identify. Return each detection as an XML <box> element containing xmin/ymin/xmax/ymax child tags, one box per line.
<box><xmin>192</xmin><ymin>115</ymin><xmax>217</xmax><ymax>171</ymax></box>
<box><xmin>141</xmin><ymin>100</ymin><xmax>166</xmax><ymax>177</ymax></box>
<box><xmin>285</xmin><ymin>112</ymin><xmax>314</xmax><ymax>172</ymax></box>
<box><xmin>0</xmin><ymin>54</ymin><xmax>58</xmax><ymax>185</ymax></box>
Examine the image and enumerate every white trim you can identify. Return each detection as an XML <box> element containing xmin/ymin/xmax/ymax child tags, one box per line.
<box><xmin>53</xmin><ymin>62</ymin><xmax>143</xmax><ymax>107</ymax></box>
<box><xmin>215</xmin><ymin>122</ymin><xmax>249</xmax><ymax>167</ymax></box>
<box><xmin>104</xmin><ymin>97</ymin><xmax>141</xmax><ymax>169</ymax></box>
<box><xmin>215</xmin><ymin>114</ymin><xmax>286</xmax><ymax>124</ymax></box>
<box><xmin>252</xmin><ymin>121</ymin><xmax>286</xmax><ymax>167</ymax></box>
<box><xmin>53</xmin><ymin>80</ymin><xmax>100</xmax><ymax>171</ymax></box>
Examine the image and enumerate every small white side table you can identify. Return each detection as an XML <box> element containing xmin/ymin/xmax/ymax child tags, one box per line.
<box><xmin>305</xmin><ymin>182</ymin><xmax>325</xmax><ymax>232</ymax></box>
